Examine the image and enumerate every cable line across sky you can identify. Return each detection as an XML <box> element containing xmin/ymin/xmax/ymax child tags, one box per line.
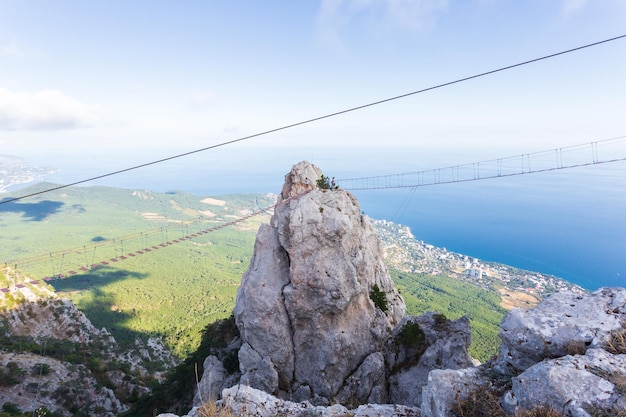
<box><xmin>338</xmin><ymin>135</ymin><xmax>626</xmax><ymax>190</ymax></box>
<box><xmin>1</xmin><ymin>33</ymin><xmax>625</xmax><ymax>206</ymax></box>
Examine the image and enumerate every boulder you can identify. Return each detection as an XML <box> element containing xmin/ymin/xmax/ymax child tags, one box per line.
<box><xmin>420</xmin><ymin>367</ymin><xmax>486</xmax><ymax>417</ymax></box>
<box><xmin>420</xmin><ymin>287</ymin><xmax>626</xmax><ymax>417</ymax></box>
<box><xmin>508</xmin><ymin>348</ymin><xmax>626</xmax><ymax>416</ymax></box>
<box><xmin>193</xmin><ymin>356</ymin><xmax>226</xmax><ymax>406</ymax></box>
<box><xmin>497</xmin><ymin>287</ymin><xmax>626</xmax><ymax>373</ymax></box>
<box><xmin>221</xmin><ymin>384</ymin><xmax>421</xmax><ymax>417</ymax></box>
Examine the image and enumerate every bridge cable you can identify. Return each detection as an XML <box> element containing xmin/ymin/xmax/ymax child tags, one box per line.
<box><xmin>339</xmin><ymin>135</ymin><xmax>626</xmax><ymax>190</ymax></box>
<box><xmin>1</xmin><ymin>34</ymin><xmax>625</xmax><ymax>206</ymax></box>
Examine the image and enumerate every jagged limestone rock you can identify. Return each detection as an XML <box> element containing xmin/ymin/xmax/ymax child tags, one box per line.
<box><xmin>0</xmin><ymin>350</ymin><xmax>127</xmax><ymax>416</ymax></box>
<box><xmin>388</xmin><ymin>313</ymin><xmax>474</xmax><ymax>407</ymax></box>
<box><xmin>233</xmin><ymin>223</ymin><xmax>294</xmax><ymax>395</ymax></box>
<box><xmin>509</xmin><ymin>348</ymin><xmax>626</xmax><ymax>416</ymax></box>
<box><xmin>234</xmin><ymin>161</ymin><xmax>406</xmax><ymax>404</ymax></box>
<box><xmin>193</xmin><ymin>356</ymin><xmax>226</xmax><ymax>406</ymax></box>
<box><xmin>421</xmin><ymin>367</ymin><xmax>486</xmax><ymax>417</ymax></box>
<box><xmin>421</xmin><ymin>287</ymin><xmax>626</xmax><ymax>417</ymax></box>
<box><xmin>221</xmin><ymin>384</ymin><xmax>421</xmax><ymax>417</ymax></box>
<box><xmin>5</xmin><ymin>298</ymin><xmax>113</xmax><ymax>344</ymax></box>
<box><xmin>0</xmin><ymin>297</ymin><xmax>178</xmax><ymax>416</ymax></box>
<box><xmin>335</xmin><ymin>351</ymin><xmax>387</xmax><ymax>405</ymax></box>
<box><xmin>497</xmin><ymin>287</ymin><xmax>626</xmax><ymax>373</ymax></box>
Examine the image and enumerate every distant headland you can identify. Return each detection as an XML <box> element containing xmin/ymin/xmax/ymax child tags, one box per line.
<box><xmin>0</xmin><ymin>154</ymin><xmax>58</xmax><ymax>193</ymax></box>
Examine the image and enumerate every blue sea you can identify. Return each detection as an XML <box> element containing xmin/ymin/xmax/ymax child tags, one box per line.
<box><xmin>9</xmin><ymin>145</ymin><xmax>626</xmax><ymax>291</ymax></box>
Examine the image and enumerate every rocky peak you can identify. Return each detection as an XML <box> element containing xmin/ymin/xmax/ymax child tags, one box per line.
<box><xmin>278</xmin><ymin>160</ymin><xmax>321</xmax><ymax>202</ymax></box>
<box><xmin>234</xmin><ymin>161</ymin><xmax>406</xmax><ymax>405</ymax></box>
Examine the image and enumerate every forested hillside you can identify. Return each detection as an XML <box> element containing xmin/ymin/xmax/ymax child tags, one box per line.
<box><xmin>1</xmin><ymin>184</ymin><xmax>273</xmax><ymax>358</ymax></box>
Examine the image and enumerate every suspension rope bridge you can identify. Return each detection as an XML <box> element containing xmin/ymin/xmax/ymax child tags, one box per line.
<box><xmin>338</xmin><ymin>135</ymin><xmax>626</xmax><ymax>190</ymax></box>
<box><xmin>1</xmin><ymin>191</ymin><xmax>307</xmax><ymax>294</ymax></box>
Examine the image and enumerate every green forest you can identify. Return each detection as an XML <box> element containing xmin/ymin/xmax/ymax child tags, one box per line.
<box><xmin>1</xmin><ymin>183</ymin><xmax>272</xmax><ymax>358</ymax></box>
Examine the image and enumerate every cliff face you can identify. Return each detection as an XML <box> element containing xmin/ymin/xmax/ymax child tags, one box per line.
<box><xmin>234</xmin><ymin>161</ymin><xmax>406</xmax><ymax>404</ymax></box>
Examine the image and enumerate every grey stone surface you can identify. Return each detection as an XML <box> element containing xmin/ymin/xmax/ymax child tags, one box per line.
<box><xmin>221</xmin><ymin>384</ymin><xmax>421</xmax><ymax>417</ymax></box>
<box><xmin>497</xmin><ymin>287</ymin><xmax>626</xmax><ymax>373</ymax></box>
<box><xmin>193</xmin><ymin>355</ymin><xmax>226</xmax><ymax>406</ymax></box>
<box><xmin>234</xmin><ymin>161</ymin><xmax>406</xmax><ymax>404</ymax></box>
<box><xmin>420</xmin><ymin>367</ymin><xmax>486</xmax><ymax>417</ymax></box>
<box><xmin>510</xmin><ymin>348</ymin><xmax>626</xmax><ymax>416</ymax></box>
<box><xmin>421</xmin><ymin>287</ymin><xmax>626</xmax><ymax>417</ymax></box>
<box><xmin>388</xmin><ymin>313</ymin><xmax>474</xmax><ymax>407</ymax></box>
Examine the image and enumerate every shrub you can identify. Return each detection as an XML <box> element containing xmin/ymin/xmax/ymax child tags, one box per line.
<box><xmin>1</xmin><ymin>403</ymin><xmax>21</xmax><ymax>414</ymax></box>
<box><xmin>584</xmin><ymin>406</ymin><xmax>626</xmax><ymax>417</ymax></box>
<box><xmin>452</xmin><ymin>389</ymin><xmax>505</xmax><ymax>417</ymax></box>
<box><xmin>433</xmin><ymin>312</ymin><xmax>447</xmax><ymax>327</ymax></box>
<box><xmin>0</xmin><ymin>362</ymin><xmax>25</xmax><ymax>386</ymax></box>
<box><xmin>397</xmin><ymin>320</ymin><xmax>425</xmax><ymax>349</ymax></box>
<box><xmin>516</xmin><ymin>406</ymin><xmax>566</xmax><ymax>417</ymax></box>
<box><xmin>316</xmin><ymin>175</ymin><xmax>331</xmax><ymax>190</ymax></box>
<box><xmin>32</xmin><ymin>363</ymin><xmax>51</xmax><ymax>376</ymax></box>
<box><xmin>196</xmin><ymin>400</ymin><xmax>235</xmax><ymax>417</ymax></box>
<box><xmin>563</xmin><ymin>339</ymin><xmax>586</xmax><ymax>356</ymax></box>
<box><xmin>369</xmin><ymin>284</ymin><xmax>388</xmax><ymax>313</ymax></box>
<box><xmin>453</xmin><ymin>385</ymin><xmax>570</xmax><ymax>417</ymax></box>
<box><xmin>605</xmin><ymin>323</ymin><xmax>626</xmax><ymax>354</ymax></box>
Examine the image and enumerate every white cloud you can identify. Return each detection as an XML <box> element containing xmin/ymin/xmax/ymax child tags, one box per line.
<box><xmin>0</xmin><ymin>88</ymin><xmax>101</xmax><ymax>131</ymax></box>
<box><xmin>316</xmin><ymin>0</ymin><xmax>448</xmax><ymax>44</ymax></box>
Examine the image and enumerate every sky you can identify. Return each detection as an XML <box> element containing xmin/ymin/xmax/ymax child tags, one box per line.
<box><xmin>1</xmin><ymin>0</ymin><xmax>626</xmax><ymax>180</ymax></box>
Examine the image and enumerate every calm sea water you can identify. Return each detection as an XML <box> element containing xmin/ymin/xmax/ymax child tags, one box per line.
<box><xmin>351</xmin><ymin>166</ymin><xmax>626</xmax><ymax>291</ymax></box>
<box><xmin>10</xmin><ymin>145</ymin><xmax>626</xmax><ymax>291</ymax></box>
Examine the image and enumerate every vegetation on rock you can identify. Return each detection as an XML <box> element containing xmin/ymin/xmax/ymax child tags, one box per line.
<box><xmin>125</xmin><ymin>316</ymin><xmax>239</xmax><ymax>417</ymax></box>
<box><xmin>369</xmin><ymin>284</ymin><xmax>388</xmax><ymax>313</ymax></box>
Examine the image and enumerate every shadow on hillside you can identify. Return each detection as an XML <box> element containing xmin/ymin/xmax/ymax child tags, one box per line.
<box><xmin>51</xmin><ymin>267</ymin><xmax>153</xmax><ymax>348</ymax></box>
<box><xmin>50</xmin><ymin>267</ymin><xmax>148</xmax><ymax>292</ymax></box>
<box><xmin>0</xmin><ymin>198</ymin><xmax>64</xmax><ymax>221</ymax></box>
